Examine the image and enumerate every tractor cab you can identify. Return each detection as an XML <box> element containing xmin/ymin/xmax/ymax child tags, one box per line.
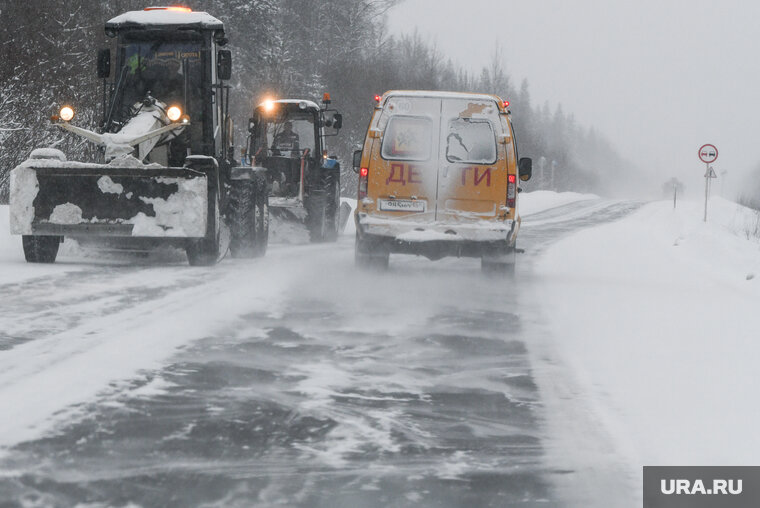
<box><xmin>250</xmin><ymin>100</ymin><xmax>320</xmax><ymax>199</ymax></box>
<box><xmin>100</xmin><ymin>7</ymin><xmax>232</xmax><ymax>167</ymax></box>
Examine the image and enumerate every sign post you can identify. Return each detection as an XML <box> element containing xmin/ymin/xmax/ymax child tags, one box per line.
<box><xmin>698</xmin><ymin>144</ymin><xmax>718</xmax><ymax>222</ymax></box>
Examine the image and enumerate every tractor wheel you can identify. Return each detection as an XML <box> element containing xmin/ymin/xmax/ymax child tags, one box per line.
<box><xmin>307</xmin><ymin>171</ymin><xmax>339</xmax><ymax>243</ymax></box>
<box><xmin>229</xmin><ymin>180</ymin><xmax>254</xmax><ymax>258</ymax></box>
<box><xmin>252</xmin><ymin>173</ymin><xmax>269</xmax><ymax>256</ymax></box>
<box><xmin>323</xmin><ymin>177</ymin><xmax>340</xmax><ymax>243</ymax></box>
<box><xmin>229</xmin><ymin>174</ymin><xmax>269</xmax><ymax>259</ymax></box>
<box><xmin>22</xmin><ymin>236</ymin><xmax>60</xmax><ymax>263</ymax></box>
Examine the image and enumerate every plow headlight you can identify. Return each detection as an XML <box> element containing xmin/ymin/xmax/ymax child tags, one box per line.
<box><xmin>167</xmin><ymin>106</ymin><xmax>183</xmax><ymax>122</ymax></box>
<box><xmin>262</xmin><ymin>99</ymin><xmax>275</xmax><ymax>113</ymax></box>
<box><xmin>59</xmin><ymin>106</ymin><xmax>75</xmax><ymax>122</ymax></box>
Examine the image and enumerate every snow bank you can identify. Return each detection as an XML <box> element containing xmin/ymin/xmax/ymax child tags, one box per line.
<box><xmin>519</xmin><ymin>190</ymin><xmax>598</xmax><ymax>216</ymax></box>
<box><xmin>341</xmin><ymin>197</ymin><xmax>357</xmax><ymax>236</ymax></box>
<box><xmin>0</xmin><ymin>206</ymin><xmax>19</xmax><ymax>261</ymax></box>
<box><xmin>534</xmin><ymin>197</ymin><xmax>760</xmax><ymax>478</ymax></box>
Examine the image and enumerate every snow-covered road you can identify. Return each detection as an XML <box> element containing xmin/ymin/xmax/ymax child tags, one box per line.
<box><xmin>0</xmin><ymin>197</ymin><xmax>647</xmax><ymax>506</ymax></box>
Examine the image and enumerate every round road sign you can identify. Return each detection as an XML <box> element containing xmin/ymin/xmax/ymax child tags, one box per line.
<box><xmin>699</xmin><ymin>144</ymin><xmax>718</xmax><ymax>164</ymax></box>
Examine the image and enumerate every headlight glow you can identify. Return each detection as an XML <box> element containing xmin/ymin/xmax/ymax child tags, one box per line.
<box><xmin>59</xmin><ymin>106</ymin><xmax>75</xmax><ymax>122</ymax></box>
<box><xmin>167</xmin><ymin>106</ymin><xmax>182</xmax><ymax>122</ymax></box>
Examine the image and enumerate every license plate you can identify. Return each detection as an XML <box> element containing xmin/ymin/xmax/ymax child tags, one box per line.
<box><xmin>379</xmin><ymin>199</ymin><xmax>426</xmax><ymax>212</ymax></box>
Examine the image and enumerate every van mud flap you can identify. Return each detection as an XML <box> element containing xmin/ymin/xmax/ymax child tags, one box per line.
<box><xmin>10</xmin><ymin>164</ymin><xmax>208</xmax><ymax>238</ymax></box>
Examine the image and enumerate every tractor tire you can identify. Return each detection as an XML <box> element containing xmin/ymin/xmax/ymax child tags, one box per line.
<box><xmin>229</xmin><ymin>174</ymin><xmax>269</xmax><ymax>258</ymax></box>
<box><xmin>253</xmin><ymin>175</ymin><xmax>269</xmax><ymax>256</ymax></box>
<box><xmin>229</xmin><ymin>181</ymin><xmax>255</xmax><ymax>258</ymax></box>
<box><xmin>22</xmin><ymin>235</ymin><xmax>60</xmax><ymax>263</ymax></box>
<box><xmin>307</xmin><ymin>171</ymin><xmax>340</xmax><ymax>243</ymax></box>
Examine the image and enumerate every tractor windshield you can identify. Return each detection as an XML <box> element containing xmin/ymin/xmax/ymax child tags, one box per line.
<box><xmin>253</xmin><ymin>110</ymin><xmax>316</xmax><ymax>158</ymax></box>
<box><xmin>110</xmin><ymin>34</ymin><xmax>204</xmax><ymax>128</ymax></box>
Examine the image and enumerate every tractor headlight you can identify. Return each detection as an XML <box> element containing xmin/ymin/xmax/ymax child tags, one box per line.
<box><xmin>59</xmin><ymin>106</ymin><xmax>75</xmax><ymax>122</ymax></box>
<box><xmin>167</xmin><ymin>106</ymin><xmax>183</xmax><ymax>122</ymax></box>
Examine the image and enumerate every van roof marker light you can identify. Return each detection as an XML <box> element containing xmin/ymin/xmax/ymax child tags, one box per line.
<box><xmin>374</xmin><ymin>95</ymin><xmax>382</xmax><ymax>103</ymax></box>
<box><xmin>503</xmin><ymin>100</ymin><xmax>510</xmax><ymax>109</ymax></box>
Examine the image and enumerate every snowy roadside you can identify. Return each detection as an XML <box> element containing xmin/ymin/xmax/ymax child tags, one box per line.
<box><xmin>519</xmin><ymin>190</ymin><xmax>598</xmax><ymax>216</ymax></box>
<box><xmin>531</xmin><ymin>197</ymin><xmax>760</xmax><ymax>501</ymax></box>
<box><xmin>0</xmin><ymin>206</ymin><xmax>87</xmax><ymax>284</ymax></box>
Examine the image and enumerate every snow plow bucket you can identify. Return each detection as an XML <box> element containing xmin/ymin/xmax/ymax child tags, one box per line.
<box><xmin>10</xmin><ymin>162</ymin><xmax>208</xmax><ymax>238</ymax></box>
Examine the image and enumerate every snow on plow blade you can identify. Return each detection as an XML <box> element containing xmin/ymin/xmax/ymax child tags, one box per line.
<box><xmin>10</xmin><ymin>162</ymin><xmax>208</xmax><ymax>238</ymax></box>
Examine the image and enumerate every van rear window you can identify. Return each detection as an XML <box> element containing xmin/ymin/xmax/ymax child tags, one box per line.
<box><xmin>446</xmin><ymin>118</ymin><xmax>497</xmax><ymax>164</ymax></box>
<box><xmin>381</xmin><ymin>116</ymin><xmax>432</xmax><ymax>161</ymax></box>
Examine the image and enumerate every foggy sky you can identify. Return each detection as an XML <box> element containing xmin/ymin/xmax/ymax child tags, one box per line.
<box><xmin>387</xmin><ymin>0</ymin><xmax>760</xmax><ymax>197</ymax></box>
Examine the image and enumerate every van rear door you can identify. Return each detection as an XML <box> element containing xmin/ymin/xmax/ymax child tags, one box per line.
<box><xmin>435</xmin><ymin>98</ymin><xmax>506</xmax><ymax>222</ymax></box>
<box><xmin>371</xmin><ymin>97</ymin><xmax>441</xmax><ymax>221</ymax></box>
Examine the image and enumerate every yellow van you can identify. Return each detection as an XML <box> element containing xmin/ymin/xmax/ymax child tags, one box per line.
<box><xmin>352</xmin><ymin>91</ymin><xmax>532</xmax><ymax>272</ymax></box>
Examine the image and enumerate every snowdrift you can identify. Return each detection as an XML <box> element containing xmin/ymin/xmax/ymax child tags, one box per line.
<box><xmin>519</xmin><ymin>190</ymin><xmax>598</xmax><ymax>216</ymax></box>
<box><xmin>535</xmin><ymin>197</ymin><xmax>760</xmax><ymax>477</ymax></box>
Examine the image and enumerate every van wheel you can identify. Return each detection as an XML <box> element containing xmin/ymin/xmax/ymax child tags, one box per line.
<box><xmin>355</xmin><ymin>233</ymin><xmax>389</xmax><ymax>270</ymax></box>
<box><xmin>22</xmin><ymin>236</ymin><xmax>61</xmax><ymax>263</ymax></box>
<box><xmin>356</xmin><ymin>250</ymin><xmax>390</xmax><ymax>270</ymax></box>
<box><xmin>481</xmin><ymin>250</ymin><xmax>516</xmax><ymax>275</ymax></box>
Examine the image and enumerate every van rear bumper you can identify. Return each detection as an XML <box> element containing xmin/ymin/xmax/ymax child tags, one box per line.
<box><xmin>355</xmin><ymin>214</ymin><xmax>517</xmax><ymax>260</ymax></box>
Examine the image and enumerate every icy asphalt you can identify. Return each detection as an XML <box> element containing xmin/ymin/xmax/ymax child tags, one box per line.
<box><xmin>0</xmin><ymin>199</ymin><xmax>641</xmax><ymax>507</ymax></box>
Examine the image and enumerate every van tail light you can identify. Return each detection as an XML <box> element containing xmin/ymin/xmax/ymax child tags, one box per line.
<box><xmin>507</xmin><ymin>174</ymin><xmax>517</xmax><ymax>209</ymax></box>
<box><xmin>359</xmin><ymin>167</ymin><xmax>369</xmax><ymax>199</ymax></box>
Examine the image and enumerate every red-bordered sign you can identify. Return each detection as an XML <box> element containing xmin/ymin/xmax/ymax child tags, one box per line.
<box><xmin>698</xmin><ymin>144</ymin><xmax>718</xmax><ymax>164</ymax></box>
